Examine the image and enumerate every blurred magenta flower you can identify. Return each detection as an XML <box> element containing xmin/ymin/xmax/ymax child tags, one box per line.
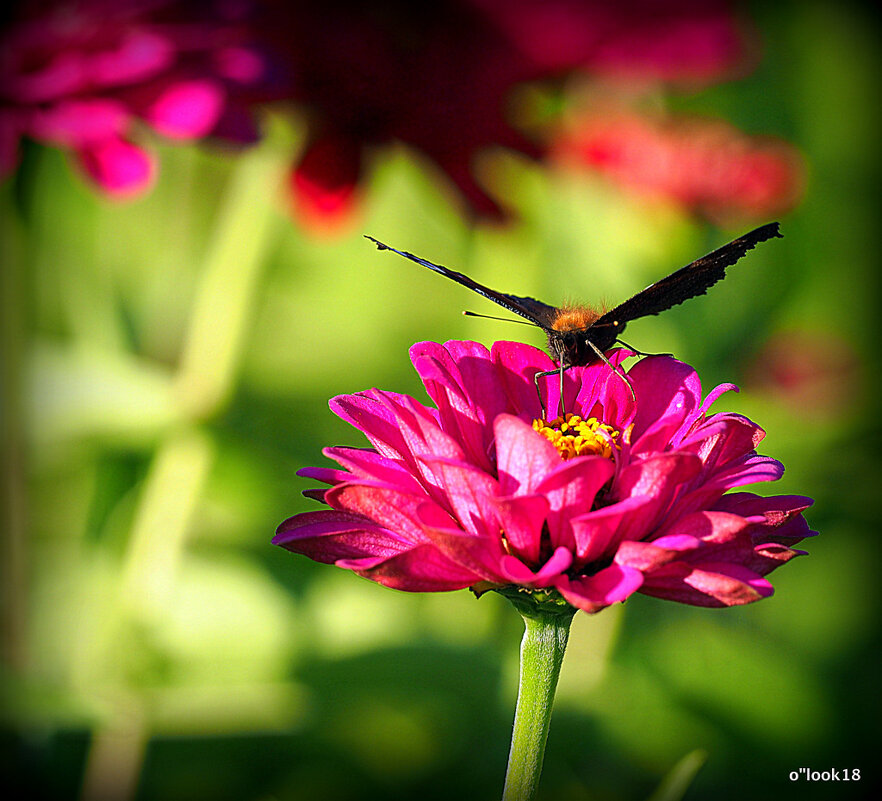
<box><xmin>0</xmin><ymin>0</ymin><xmax>270</xmax><ymax>197</ymax></box>
<box><xmin>470</xmin><ymin>0</ymin><xmax>751</xmax><ymax>84</ymax></box>
<box><xmin>554</xmin><ymin>110</ymin><xmax>805</xmax><ymax>223</ymax></box>
<box><xmin>2</xmin><ymin>0</ymin><xmax>760</xmax><ymax>225</ymax></box>
<box><xmin>275</xmin><ymin>341</ymin><xmax>813</xmax><ymax>613</ymax></box>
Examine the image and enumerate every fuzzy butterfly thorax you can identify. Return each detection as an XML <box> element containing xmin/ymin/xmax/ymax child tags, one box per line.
<box><xmin>549</xmin><ymin>305</ymin><xmax>617</xmax><ymax>368</ymax></box>
<box><xmin>550</xmin><ymin>306</ymin><xmax>603</xmax><ymax>331</ymax></box>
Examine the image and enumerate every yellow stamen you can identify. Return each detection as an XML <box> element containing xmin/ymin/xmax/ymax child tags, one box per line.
<box><xmin>532</xmin><ymin>413</ymin><xmax>620</xmax><ymax>460</ymax></box>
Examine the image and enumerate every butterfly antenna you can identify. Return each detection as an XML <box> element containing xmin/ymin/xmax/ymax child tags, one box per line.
<box><xmin>463</xmin><ymin>310</ymin><xmax>535</xmax><ymax>326</ymax></box>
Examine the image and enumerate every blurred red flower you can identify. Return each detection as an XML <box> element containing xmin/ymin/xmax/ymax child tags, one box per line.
<box><xmin>554</xmin><ymin>110</ymin><xmax>805</xmax><ymax>223</ymax></box>
<box><xmin>269</xmin><ymin>0</ymin><xmax>755</xmax><ymax>224</ymax></box>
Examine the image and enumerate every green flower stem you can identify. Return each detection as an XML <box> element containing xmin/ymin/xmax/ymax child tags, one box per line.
<box><xmin>503</xmin><ymin>603</ymin><xmax>576</xmax><ymax>801</ymax></box>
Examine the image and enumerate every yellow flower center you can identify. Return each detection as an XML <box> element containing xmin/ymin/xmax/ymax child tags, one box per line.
<box><xmin>532</xmin><ymin>413</ymin><xmax>620</xmax><ymax>460</ymax></box>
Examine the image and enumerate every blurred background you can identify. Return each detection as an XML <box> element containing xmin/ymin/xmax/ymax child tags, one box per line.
<box><xmin>1</xmin><ymin>1</ymin><xmax>878</xmax><ymax>799</ymax></box>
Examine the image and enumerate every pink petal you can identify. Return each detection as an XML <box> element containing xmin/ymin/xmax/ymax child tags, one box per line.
<box><xmin>615</xmin><ymin>536</ymin><xmax>700</xmax><ymax>572</ymax></box>
<box><xmin>614</xmin><ymin>451</ymin><xmax>702</xmax><ymax>503</ymax></box>
<box><xmin>570</xmin><ymin>495</ymin><xmax>655</xmax><ymax>563</ymax></box>
<box><xmin>640</xmin><ymin>561</ymin><xmax>773</xmax><ymax>607</ymax></box>
<box><xmin>213</xmin><ymin>46</ymin><xmax>266</xmax><ymax>84</ymax></box>
<box><xmin>494</xmin><ymin>414</ymin><xmax>561</xmax><ymax>495</ymax></box>
<box><xmin>324</xmin><ymin>483</ymin><xmax>431</xmax><ymax>545</ymax></box>
<box><xmin>656</xmin><ymin>509</ymin><xmax>753</xmax><ymax>544</ymax></box>
<box><xmin>491</xmin><ymin>493</ymin><xmax>550</xmax><ymax>564</ymax></box>
<box><xmin>555</xmin><ymin>564</ymin><xmax>644</xmax><ymax>613</ymax></box>
<box><xmin>417</xmin><ymin>455</ymin><xmax>499</xmax><ymax>537</ymax></box>
<box><xmin>573</xmin><ymin>349</ymin><xmax>635</xmax><ymax>415</ymax></box>
<box><xmin>4</xmin><ymin>50</ymin><xmax>86</xmax><ymax>103</ymax></box>
<box><xmin>697</xmin><ymin>381</ymin><xmax>739</xmax><ymax>416</ymax></box>
<box><xmin>340</xmin><ymin>543</ymin><xmax>482</xmax><ymax>591</ymax></box>
<box><xmin>411</xmin><ymin>340</ymin><xmax>504</xmax><ymax>470</ymax></box>
<box><xmin>500</xmin><ymin>546</ymin><xmax>573</xmax><ymax>587</ymax></box>
<box><xmin>628</xmin><ymin>356</ymin><xmax>702</xmax><ymax>447</ymax></box>
<box><xmin>577</xmin><ymin>352</ymin><xmax>639</xmax><ymax>427</ymax></box>
<box><xmin>680</xmin><ymin>413</ymin><xmax>766</xmax><ymax>465</ymax></box>
<box><xmin>374</xmin><ymin>390</ymin><xmax>464</xmax><ymax>464</ymax></box>
<box><xmin>713</xmin><ymin>492</ymin><xmax>816</xmax><ymax>545</ymax></box>
<box><xmin>76</xmin><ymin>138</ymin><xmax>155</xmax><ymax>197</ymax></box>
<box><xmin>330</xmin><ymin>392</ymin><xmax>413</xmax><ymax>461</ymax></box>
<box><xmin>30</xmin><ymin>99</ymin><xmax>130</xmax><ymax>147</ymax></box>
<box><xmin>534</xmin><ymin>456</ymin><xmax>615</xmax><ymax>549</ymax></box>
<box><xmin>146</xmin><ymin>79</ymin><xmax>226</xmax><ymax>139</ymax></box>
<box><xmin>756</xmin><ymin>513</ymin><xmax>814</xmax><ymax>545</ymax></box>
<box><xmin>714</xmin><ymin>491</ymin><xmax>813</xmax><ymax>520</ymax></box>
<box><xmin>416</xmin><ymin>502</ymin><xmax>508</xmax><ymax>581</ymax></box>
<box><xmin>490</xmin><ymin>341</ymin><xmax>556</xmax><ymax>419</ymax></box>
<box><xmin>606</xmin><ymin>452</ymin><xmax>703</xmax><ymax>540</ymax></box>
<box><xmin>89</xmin><ymin>30</ymin><xmax>174</xmax><ymax>87</ymax></box>
<box><xmin>677</xmin><ymin>455</ymin><xmax>784</xmax><ymax>512</ymax></box>
<box><xmin>372</xmin><ymin>391</ymin><xmax>468</xmax><ymax>498</ymax></box>
<box><xmin>324</xmin><ymin>446</ymin><xmax>423</xmax><ymax>494</ymax></box>
<box><xmin>747</xmin><ymin>543</ymin><xmax>807</xmax><ymax>575</ymax></box>
<box><xmin>298</xmin><ymin>465</ymin><xmax>350</xmax><ymax>487</ymax></box>
<box><xmin>274</xmin><ymin>509</ymin><xmax>409</xmax><ymax>563</ymax></box>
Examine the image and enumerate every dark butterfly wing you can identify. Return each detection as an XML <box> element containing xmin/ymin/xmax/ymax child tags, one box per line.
<box><xmin>496</xmin><ymin>293</ymin><xmax>559</xmax><ymax>328</ymax></box>
<box><xmin>366</xmin><ymin>236</ymin><xmax>556</xmax><ymax>329</ymax></box>
<box><xmin>592</xmin><ymin>222</ymin><xmax>781</xmax><ymax>329</ymax></box>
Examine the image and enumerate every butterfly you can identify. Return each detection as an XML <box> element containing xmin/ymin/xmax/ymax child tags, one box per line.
<box><xmin>366</xmin><ymin>222</ymin><xmax>781</xmax><ymax>413</ymax></box>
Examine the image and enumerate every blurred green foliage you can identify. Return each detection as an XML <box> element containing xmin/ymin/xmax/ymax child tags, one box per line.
<box><xmin>2</xmin><ymin>3</ymin><xmax>879</xmax><ymax>800</ymax></box>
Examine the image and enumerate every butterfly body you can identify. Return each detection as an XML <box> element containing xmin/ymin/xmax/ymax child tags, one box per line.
<box><xmin>366</xmin><ymin>222</ymin><xmax>781</xmax><ymax>372</ymax></box>
<box><xmin>542</xmin><ymin>305</ymin><xmax>616</xmax><ymax>368</ymax></box>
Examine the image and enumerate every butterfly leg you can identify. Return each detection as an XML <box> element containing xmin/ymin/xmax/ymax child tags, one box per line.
<box><xmin>586</xmin><ymin>341</ymin><xmax>636</xmax><ymax>401</ymax></box>
<box><xmin>615</xmin><ymin>338</ymin><xmax>672</xmax><ymax>359</ymax></box>
<box><xmin>533</xmin><ymin>365</ymin><xmax>570</xmax><ymax>420</ymax></box>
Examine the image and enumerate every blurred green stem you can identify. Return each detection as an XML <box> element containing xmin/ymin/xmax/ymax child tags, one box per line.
<box><xmin>119</xmin><ymin>427</ymin><xmax>213</xmax><ymax>610</ymax></box>
<box><xmin>502</xmin><ymin>604</ymin><xmax>575</xmax><ymax>801</ymax></box>
<box><xmin>175</xmin><ymin>143</ymin><xmax>282</xmax><ymax>419</ymax></box>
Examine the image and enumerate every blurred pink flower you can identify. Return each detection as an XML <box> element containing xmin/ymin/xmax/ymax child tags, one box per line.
<box><xmin>0</xmin><ymin>0</ymin><xmax>270</xmax><ymax>197</ymax></box>
<box><xmin>275</xmin><ymin>341</ymin><xmax>813</xmax><ymax>613</ymax></box>
<box><xmin>554</xmin><ymin>110</ymin><xmax>805</xmax><ymax>223</ymax></box>
<box><xmin>745</xmin><ymin>331</ymin><xmax>860</xmax><ymax>417</ymax></box>
<box><xmin>470</xmin><ymin>0</ymin><xmax>753</xmax><ymax>83</ymax></box>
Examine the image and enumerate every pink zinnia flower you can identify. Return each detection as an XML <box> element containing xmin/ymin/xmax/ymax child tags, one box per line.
<box><xmin>275</xmin><ymin>341</ymin><xmax>813</xmax><ymax>613</ymax></box>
